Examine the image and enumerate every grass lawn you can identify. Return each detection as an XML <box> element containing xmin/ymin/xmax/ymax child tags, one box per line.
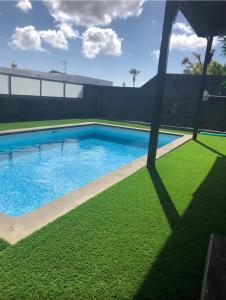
<box><xmin>0</xmin><ymin>120</ymin><xmax>225</xmax><ymax>299</ymax></box>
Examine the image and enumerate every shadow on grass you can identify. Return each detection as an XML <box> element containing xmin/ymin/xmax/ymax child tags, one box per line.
<box><xmin>196</xmin><ymin>140</ymin><xmax>225</xmax><ymax>158</ymax></box>
<box><xmin>148</xmin><ymin>168</ymin><xmax>180</xmax><ymax>231</ymax></box>
<box><xmin>134</xmin><ymin>155</ymin><xmax>226</xmax><ymax>300</ymax></box>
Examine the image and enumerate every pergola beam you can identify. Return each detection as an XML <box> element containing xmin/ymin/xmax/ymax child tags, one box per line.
<box><xmin>147</xmin><ymin>0</ymin><xmax>180</xmax><ymax>168</ymax></box>
<box><xmin>193</xmin><ymin>36</ymin><xmax>213</xmax><ymax>140</ymax></box>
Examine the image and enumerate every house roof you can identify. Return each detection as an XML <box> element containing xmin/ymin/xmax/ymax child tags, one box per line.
<box><xmin>0</xmin><ymin>67</ymin><xmax>113</xmax><ymax>86</ymax></box>
<box><xmin>179</xmin><ymin>1</ymin><xmax>226</xmax><ymax>37</ymax></box>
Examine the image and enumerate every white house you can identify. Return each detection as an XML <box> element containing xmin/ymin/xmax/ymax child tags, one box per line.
<box><xmin>0</xmin><ymin>67</ymin><xmax>113</xmax><ymax>86</ymax></box>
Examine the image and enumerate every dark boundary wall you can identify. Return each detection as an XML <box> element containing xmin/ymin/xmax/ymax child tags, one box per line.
<box><xmin>97</xmin><ymin>74</ymin><xmax>226</xmax><ymax>131</ymax></box>
<box><xmin>157</xmin><ymin>74</ymin><xmax>226</xmax><ymax>131</ymax></box>
<box><xmin>0</xmin><ymin>85</ymin><xmax>98</xmax><ymax>123</ymax></box>
<box><xmin>1</xmin><ymin>74</ymin><xmax>226</xmax><ymax>131</ymax></box>
<box><xmin>97</xmin><ymin>86</ymin><xmax>143</xmax><ymax>120</ymax></box>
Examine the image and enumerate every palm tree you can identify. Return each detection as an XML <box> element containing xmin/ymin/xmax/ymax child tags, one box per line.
<box><xmin>192</xmin><ymin>52</ymin><xmax>202</xmax><ymax>64</ymax></box>
<box><xmin>181</xmin><ymin>51</ymin><xmax>221</xmax><ymax>75</ymax></box>
<box><xmin>181</xmin><ymin>52</ymin><xmax>203</xmax><ymax>74</ymax></box>
<box><xmin>129</xmin><ymin>68</ymin><xmax>140</xmax><ymax>87</ymax></box>
<box><xmin>181</xmin><ymin>57</ymin><xmax>193</xmax><ymax>74</ymax></box>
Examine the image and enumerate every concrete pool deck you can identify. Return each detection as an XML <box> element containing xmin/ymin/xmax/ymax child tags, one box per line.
<box><xmin>0</xmin><ymin>122</ymin><xmax>191</xmax><ymax>244</ymax></box>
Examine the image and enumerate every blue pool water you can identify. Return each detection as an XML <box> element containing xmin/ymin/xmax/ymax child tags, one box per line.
<box><xmin>0</xmin><ymin>125</ymin><xmax>180</xmax><ymax>216</ymax></box>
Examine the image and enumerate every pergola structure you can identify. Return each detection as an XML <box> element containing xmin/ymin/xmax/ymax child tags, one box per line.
<box><xmin>147</xmin><ymin>0</ymin><xmax>226</xmax><ymax>168</ymax></box>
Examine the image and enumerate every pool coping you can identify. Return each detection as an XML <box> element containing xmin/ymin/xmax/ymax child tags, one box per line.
<box><xmin>0</xmin><ymin>122</ymin><xmax>191</xmax><ymax>244</ymax></box>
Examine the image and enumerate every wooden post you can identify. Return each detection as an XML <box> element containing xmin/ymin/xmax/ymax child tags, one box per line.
<box><xmin>147</xmin><ymin>0</ymin><xmax>180</xmax><ymax>168</ymax></box>
<box><xmin>193</xmin><ymin>36</ymin><xmax>213</xmax><ymax>140</ymax></box>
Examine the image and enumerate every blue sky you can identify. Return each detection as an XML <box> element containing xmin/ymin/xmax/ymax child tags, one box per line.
<box><xmin>0</xmin><ymin>0</ymin><xmax>225</xmax><ymax>87</ymax></box>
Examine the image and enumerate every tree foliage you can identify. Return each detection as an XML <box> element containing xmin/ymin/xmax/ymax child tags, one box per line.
<box><xmin>181</xmin><ymin>52</ymin><xmax>226</xmax><ymax>75</ymax></box>
<box><xmin>129</xmin><ymin>68</ymin><xmax>140</xmax><ymax>87</ymax></box>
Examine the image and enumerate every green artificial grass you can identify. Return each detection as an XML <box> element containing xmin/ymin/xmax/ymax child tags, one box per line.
<box><xmin>0</xmin><ymin>239</ymin><xmax>8</xmax><ymax>252</ymax></box>
<box><xmin>0</xmin><ymin>118</ymin><xmax>192</xmax><ymax>135</ymax></box>
<box><xmin>0</xmin><ymin>124</ymin><xmax>225</xmax><ymax>299</ymax></box>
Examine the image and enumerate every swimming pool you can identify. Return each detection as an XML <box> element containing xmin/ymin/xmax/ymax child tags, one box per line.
<box><xmin>0</xmin><ymin>124</ymin><xmax>180</xmax><ymax>216</ymax></box>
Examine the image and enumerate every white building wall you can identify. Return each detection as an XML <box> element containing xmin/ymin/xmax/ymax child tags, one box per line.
<box><xmin>42</xmin><ymin>80</ymin><xmax>64</xmax><ymax>97</ymax></box>
<box><xmin>65</xmin><ymin>83</ymin><xmax>83</xmax><ymax>98</ymax></box>
<box><xmin>11</xmin><ymin>76</ymin><xmax>40</xmax><ymax>96</ymax></box>
<box><xmin>0</xmin><ymin>67</ymin><xmax>113</xmax><ymax>86</ymax></box>
<box><xmin>0</xmin><ymin>74</ymin><xmax>9</xmax><ymax>94</ymax></box>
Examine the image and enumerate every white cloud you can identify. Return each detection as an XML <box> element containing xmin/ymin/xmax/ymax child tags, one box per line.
<box><xmin>170</xmin><ymin>33</ymin><xmax>207</xmax><ymax>51</ymax></box>
<box><xmin>39</xmin><ymin>24</ymin><xmax>78</xmax><ymax>50</ymax></box>
<box><xmin>9</xmin><ymin>26</ymin><xmax>43</xmax><ymax>51</ymax></box>
<box><xmin>39</xmin><ymin>29</ymin><xmax>69</xmax><ymax>50</ymax></box>
<box><xmin>213</xmin><ymin>36</ymin><xmax>220</xmax><ymax>47</ymax></box>
<box><xmin>151</xmin><ymin>49</ymin><xmax>160</xmax><ymax>60</ymax></box>
<box><xmin>57</xmin><ymin>23</ymin><xmax>79</xmax><ymax>39</ymax></box>
<box><xmin>173</xmin><ymin>22</ymin><xmax>193</xmax><ymax>34</ymax></box>
<box><xmin>10</xmin><ymin>23</ymin><xmax>79</xmax><ymax>51</ymax></box>
<box><xmin>170</xmin><ymin>22</ymin><xmax>220</xmax><ymax>51</ymax></box>
<box><xmin>12</xmin><ymin>1</ymin><xmax>145</xmax><ymax>56</ymax></box>
<box><xmin>82</xmin><ymin>27</ymin><xmax>122</xmax><ymax>59</ymax></box>
<box><xmin>45</xmin><ymin>0</ymin><xmax>144</xmax><ymax>27</ymax></box>
<box><xmin>170</xmin><ymin>34</ymin><xmax>220</xmax><ymax>51</ymax></box>
<box><xmin>16</xmin><ymin>0</ymin><xmax>32</xmax><ymax>12</ymax></box>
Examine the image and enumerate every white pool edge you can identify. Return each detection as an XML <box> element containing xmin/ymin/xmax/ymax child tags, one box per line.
<box><xmin>0</xmin><ymin>122</ymin><xmax>191</xmax><ymax>244</ymax></box>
